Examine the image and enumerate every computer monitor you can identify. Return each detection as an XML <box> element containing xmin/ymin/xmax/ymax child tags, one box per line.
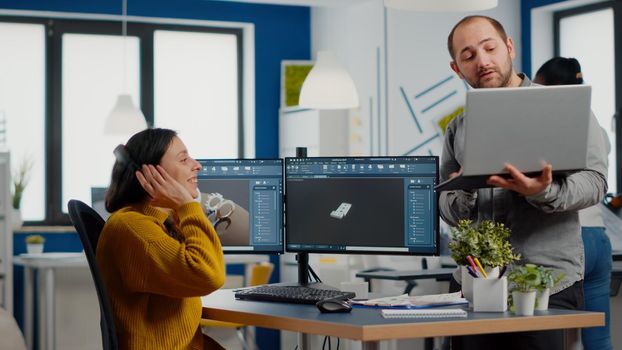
<box><xmin>91</xmin><ymin>187</ymin><xmax>110</xmax><ymax>221</ymax></box>
<box><xmin>285</xmin><ymin>156</ymin><xmax>439</xmax><ymax>255</ymax></box>
<box><xmin>196</xmin><ymin>159</ymin><xmax>284</xmax><ymax>254</ymax></box>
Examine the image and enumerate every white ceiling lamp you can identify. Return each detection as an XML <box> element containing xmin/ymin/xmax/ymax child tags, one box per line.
<box><xmin>299</xmin><ymin>51</ymin><xmax>359</xmax><ymax>109</ymax></box>
<box><xmin>384</xmin><ymin>0</ymin><xmax>498</xmax><ymax>12</ymax></box>
<box><xmin>104</xmin><ymin>0</ymin><xmax>147</xmax><ymax>135</ymax></box>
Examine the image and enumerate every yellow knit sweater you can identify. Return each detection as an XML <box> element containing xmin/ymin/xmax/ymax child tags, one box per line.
<box><xmin>97</xmin><ymin>201</ymin><xmax>225</xmax><ymax>350</ymax></box>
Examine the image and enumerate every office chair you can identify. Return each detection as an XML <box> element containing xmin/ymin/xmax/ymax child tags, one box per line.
<box><xmin>67</xmin><ymin>199</ymin><xmax>118</xmax><ymax>350</ymax></box>
<box><xmin>201</xmin><ymin>262</ymin><xmax>274</xmax><ymax>350</ymax></box>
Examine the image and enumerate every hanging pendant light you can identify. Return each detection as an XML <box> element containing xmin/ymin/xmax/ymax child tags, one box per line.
<box><xmin>104</xmin><ymin>94</ymin><xmax>147</xmax><ymax>134</ymax></box>
<box><xmin>384</xmin><ymin>0</ymin><xmax>498</xmax><ymax>12</ymax></box>
<box><xmin>299</xmin><ymin>51</ymin><xmax>359</xmax><ymax>109</ymax></box>
<box><xmin>104</xmin><ymin>0</ymin><xmax>147</xmax><ymax>135</ymax></box>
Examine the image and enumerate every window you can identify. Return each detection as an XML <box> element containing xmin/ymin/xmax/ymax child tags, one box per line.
<box><xmin>555</xmin><ymin>2</ymin><xmax>621</xmax><ymax>194</ymax></box>
<box><xmin>62</xmin><ymin>33</ymin><xmax>141</xmax><ymax>213</ymax></box>
<box><xmin>0</xmin><ymin>16</ymin><xmax>243</xmax><ymax>224</ymax></box>
<box><xmin>154</xmin><ymin>30</ymin><xmax>241</xmax><ymax>159</ymax></box>
<box><xmin>0</xmin><ymin>21</ymin><xmax>45</xmax><ymax>221</ymax></box>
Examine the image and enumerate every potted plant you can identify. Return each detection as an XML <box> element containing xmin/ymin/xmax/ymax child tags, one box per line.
<box><xmin>534</xmin><ymin>265</ymin><xmax>564</xmax><ymax>311</ymax></box>
<box><xmin>449</xmin><ymin>220</ymin><xmax>521</xmax><ymax>305</ymax></box>
<box><xmin>25</xmin><ymin>234</ymin><xmax>45</xmax><ymax>254</ymax></box>
<box><xmin>507</xmin><ymin>264</ymin><xmax>541</xmax><ymax>315</ymax></box>
<box><xmin>11</xmin><ymin>157</ymin><xmax>34</xmax><ymax>231</ymax></box>
<box><xmin>449</xmin><ymin>219</ymin><xmax>521</xmax><ymax>269</ymax></box>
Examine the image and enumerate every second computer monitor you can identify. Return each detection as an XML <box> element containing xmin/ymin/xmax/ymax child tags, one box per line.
<box><xmin>196</xmin><ymin>159</ymin><xmax>284</xmax><ymax>254</ymax></box>
<box><xmin>285</xmin><ymin>156</ymin><xmax>439</xmax><ymax>255</ymax></box>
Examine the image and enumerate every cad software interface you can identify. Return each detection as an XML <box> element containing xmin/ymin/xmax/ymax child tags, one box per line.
<box><xmin>285</xmin><ymin>157</ymin><xmax>438</xmax><ymax>254</ymax></box>
<box><xmin>197</xmin><ymin>159</ymin><xmax>283</xmax><ymax>253</ymax></box>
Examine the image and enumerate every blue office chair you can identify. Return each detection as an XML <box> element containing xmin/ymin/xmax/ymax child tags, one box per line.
<box><xmin>67</xmin><ymin>199</ymin><xmax>118</xmax><ymax>350</ymax></box>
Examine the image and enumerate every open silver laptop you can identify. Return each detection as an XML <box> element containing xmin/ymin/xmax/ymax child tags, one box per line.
<box><xmin>436</xmin><ymin>84</ymin><xmax>592</xmax><ymax>191</ymax></box>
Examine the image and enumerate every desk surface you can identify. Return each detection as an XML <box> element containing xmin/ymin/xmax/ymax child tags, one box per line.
<box><xmin>201</xmin><ymin>289</ymin><xmax>603</xmax><ymax>342</ymax></box>
<box><xmin>13</xmin><ymin>252</ymin><xmax>269</xmax><ymax>268</ymax></box>
<box><xmin>356</xmin><ymin>268</ymin><xmax>455</xmax><ymax>281</ymax></box>
<box><xmin>13</xmin><ymin>253</ymin><xmax>86</xmax><ymax>268</ymax></box>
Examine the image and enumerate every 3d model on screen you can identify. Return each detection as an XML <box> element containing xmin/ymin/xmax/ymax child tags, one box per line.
<box><xmin>200</xmin><ymin>192</ymin><xmax>251</xmax><ymax>246</ymax></box>
<box><xmin>330</xmin><ymin>202</ymin><xmax>352</xmax><ymax>219</ymax></box>
<box><xmin>204</xmin><ymin>192</ymin><xmax>236</xmax><ymax>230</ymax></box>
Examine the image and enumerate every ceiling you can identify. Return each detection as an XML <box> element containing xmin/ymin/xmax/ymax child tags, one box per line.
<box><xmin>215</xmin><ymin>0</ymin><xmax>371</xmax><ymax>7</ymax></box>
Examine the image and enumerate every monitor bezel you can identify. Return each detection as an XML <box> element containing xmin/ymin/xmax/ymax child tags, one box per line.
<box><xmin>284</xmin><ymin>156</ymin><xmax>440</xmax><ymax>256</ymax></box>
<box><xmin>196</xmin><ymin>158</ymin><xmax>284</xmax><ymax>255</ymax></box>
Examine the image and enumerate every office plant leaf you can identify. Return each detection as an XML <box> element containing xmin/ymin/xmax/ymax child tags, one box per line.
<box><xmin>449</xmin><ymin>219</ymin><xmax>520</xmax><ymax>268</ymax></box>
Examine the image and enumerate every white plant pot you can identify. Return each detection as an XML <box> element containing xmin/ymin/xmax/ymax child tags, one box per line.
<box><xmin>26</xmin><ymin>243</ymin><xmax>44</xmax><ymax>254</ymax></box>
<box><xmin>535</xmin><ymin>288</ymin><xmax>550</xmax><ymax>311</ymax></box>
<box><xmin>512</xmin><ymin>290</ymin><xmax>536</xmax><ymax>316</ymax></box>
<box><xmin>461</xmin><ymin>265</ymin><xmax>500</xmax><ymax>307</ymax></box>
<box><xmin>11</xmin><ymin>208</ymin><xmax>23</xmax><ymax>231</ymax></box>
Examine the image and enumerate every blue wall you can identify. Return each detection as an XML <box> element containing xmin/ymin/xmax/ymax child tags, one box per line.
<box><xmin>521</xmin><ymin>0</ymin><xmax>568</xmax><ymax>77</ymax></box>
<box><xmin>0</xmin><ymin>0</ymin><xmax>311</xmax><ymax>157</ymax></box>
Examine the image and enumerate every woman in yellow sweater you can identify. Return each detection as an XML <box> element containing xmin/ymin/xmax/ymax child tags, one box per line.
<box><xmin>97</xmin><ymin>128</ymin><xmax>226</xmax><ymax>350</ymax></box>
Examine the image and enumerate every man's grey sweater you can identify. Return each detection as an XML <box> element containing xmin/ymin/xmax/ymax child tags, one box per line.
<box><xmin>439</xmin><ymin>74</ymin><xmax>608</xmax><ymax>294</ymax></box>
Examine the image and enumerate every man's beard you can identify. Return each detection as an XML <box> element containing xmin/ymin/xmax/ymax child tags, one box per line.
<box><xmin>472</xmin><ymin>56</ymin><xmax>513</xmax><ymax>88</ymax></box>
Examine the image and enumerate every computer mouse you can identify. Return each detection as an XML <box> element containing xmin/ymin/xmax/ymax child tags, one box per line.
<box><xmin>316</xmin><ymin>299</ymin><xmax>352</xmax><ymax>313</ymax></box>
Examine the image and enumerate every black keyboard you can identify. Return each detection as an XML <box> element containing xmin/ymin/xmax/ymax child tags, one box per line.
<box><xmin>234</xmin><ymin>285</ymin><xmax>355</xmax><ymax>305</ymax></box>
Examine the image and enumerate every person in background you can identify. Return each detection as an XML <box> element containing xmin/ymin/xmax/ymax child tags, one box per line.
<box><xmin>441</xmin><ymin>16</ymin><xmax>608</xmax><ymax>350</ymax></box>
<box><xmin>534</xmin><ymin>57</ymin><xmax>612</xmax><ymax>350</ymax></box>
<box><xmin>98</xmin><ymin>128</ymin><xmax>226</xmax><ymax>350</ymax></box>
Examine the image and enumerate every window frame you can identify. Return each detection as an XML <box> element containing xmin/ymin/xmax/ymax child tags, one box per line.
<box><xmin>553</xmin><ymin>0</ymin><xmax>622</xmax><ymax>193</ymax></box>
<box><xmin>0</xmin><ymin>15</ymin><xmax>244</xmax><ymax>225</ymax></box>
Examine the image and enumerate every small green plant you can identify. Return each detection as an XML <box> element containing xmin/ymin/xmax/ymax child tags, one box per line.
<box><xmin>449</xmin><ymin>219</ymin><xmax>520</xmax><ymax>268</ymax></box>
<box><xmin>508</xmin><ymin>264</ymin><xmax>565</xmax><ymax>293</ymax></box>
<box><xmin>12</xmin><ymin>157</ymin><xmax>34</xmax><ymax>210</ymax></box>
<box><xmin>507</xmin><ymin>264</ymin><xmax>541</xmax><ymax>292</ymax></box>
<box><xmin>25</xmin><ymin>234</ymin><xmax>45</xmax><ymax>244</ymax></box>
<box><xmin>536</xmin><ymin>265</ymin><xmax>565</xmax><ymax>291</ymax></box>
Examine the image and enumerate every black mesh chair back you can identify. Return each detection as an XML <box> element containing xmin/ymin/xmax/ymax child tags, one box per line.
<box><xmin>67</xmin><ymin>199</ymin><xmax>118</xmax><ymax>350</ymax></box>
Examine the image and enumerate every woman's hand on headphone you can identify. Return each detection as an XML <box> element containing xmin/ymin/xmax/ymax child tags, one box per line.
<box><xmin>135</xmin><ymin>164</ymin><xmax>194</xmax><ymax>209</ymax></box>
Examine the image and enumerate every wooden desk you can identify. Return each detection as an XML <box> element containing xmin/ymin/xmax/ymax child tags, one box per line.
<box><xmin>201</xmin><ymin>289</ymin><xmax>604</xmax><ymax>350</ymax></box>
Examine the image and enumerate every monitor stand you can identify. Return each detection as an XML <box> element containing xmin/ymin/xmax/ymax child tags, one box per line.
<box><xmin>281</xmin><ymin>147</ymin><xmax>338</xmax><ymax>291</ymax></box>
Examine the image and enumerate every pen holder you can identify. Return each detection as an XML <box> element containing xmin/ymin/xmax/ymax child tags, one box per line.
<box><xmin>461</xmin><ymin>266</ymin><xmax>500</xmax><ymax>308</ymax></box>
<box><xmin>473</xmin><ymin>276</ymin><xmax>508</xmax><ymax>312</ymax></box>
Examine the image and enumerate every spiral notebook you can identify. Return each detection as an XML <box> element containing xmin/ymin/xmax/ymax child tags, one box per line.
<box><xmin>381</xmin><ymin>308</ymin><xmax>467</xmax><ymax>319</ymax></box>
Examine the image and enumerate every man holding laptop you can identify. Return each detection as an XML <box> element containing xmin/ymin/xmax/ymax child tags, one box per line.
<box><xmin>440</xmin><ymin>15</ymin><xmax>608</xmax><ymax>350</ymax></box>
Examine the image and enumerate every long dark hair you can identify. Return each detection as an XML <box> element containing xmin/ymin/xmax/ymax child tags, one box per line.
<box><xmin>535</xmin><ymin>57</ymin><xmax>583</xmax><ymax>85</ymax></box>
<box><xmin>105</xmin><ymin>128</ymin><xmax>178</xmax><ymax>212</ymax></box>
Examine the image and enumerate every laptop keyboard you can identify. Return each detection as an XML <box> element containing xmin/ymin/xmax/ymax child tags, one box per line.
<box><xmin>234</xmin><ymin>285</ymin><xmax>355</xmax><ymax>305</ymax></box>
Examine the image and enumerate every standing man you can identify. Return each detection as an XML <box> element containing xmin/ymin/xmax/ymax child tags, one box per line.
<box><xmin>441</xmin><ymin>16</ymin><xmax>608</xmax><ymax>350</ymax></box>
